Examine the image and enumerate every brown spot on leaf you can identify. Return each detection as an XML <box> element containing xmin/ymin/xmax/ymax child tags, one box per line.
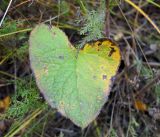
<box><xmin>53</xmin><ymin>32</ymin><xmax>56</xmax><ymax>35</ymax></box>
<box><xmin>111</xmin><ymin>76</ymin><xmax>116</xmax><ymax>82</ymax></box>
<box><xmin>97</xmin><ymin>95</ymin><xmax>102</xmax><ymax>101</ymax></box>
<box><xmin>59</xmin><ymin>101</ymin><xmax>64</xmax><ymax>108</ymax></box>
<box><xmin>111</xmin><ymin>43</ymin><xmax>115</xmax><ymax>46</ymax></box>
<box><xmin>108</xmin><ymin>47</ymin><xmax>116</xmax><ymax>57</ymax></box>
<box><xmin>102</xmin><ymin>75</ymin><xmax>107</xmax><ymax>80</ymax></box>
<box><xmin>98</xmin><ymin>42</ymin><xmax>101</xmax><ymax>46</ymax></box>
<box><xmin>44</xmin><ymin>66</ymin><xmax>48</xmax><ymax>74</ymax></box>
<box><xmin>93</xmin><ymin>75</ymin><xmax>97</xmax><ymax>79</ymax></box>
<box><xmin>58</xmin><ymin>55</ymin><xmax>64</xmax><ymax>60</ymax></box>
<box><xmin>51</xmin><ymin>31</ymin><xmax>56</xmax><ymax>38</ymax></box>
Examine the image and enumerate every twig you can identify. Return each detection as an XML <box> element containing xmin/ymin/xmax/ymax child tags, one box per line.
<box><xmin>142</xmin><ymin>62</ymin><xmax>160</xmax><ymax>67</ymax></box>
<box><xmin>9</xmin><ymin>0</ymin><xmax>30</xmax><ymax>11</ymax></box>
<box><xmin>136</xmin><ymin>73</ymin><xmax>160</xmax><ymax>97</ymax></box>
<box><xmin>42</xmin><ymin>11</ymin><xmax>68</xmax><ymax>24</ymax></box>
<box><xmin>106</xmin><ymin>92</ymin><xmax>117</xmax><ymax>137</ymax></box>
<box><xmin>105</xmin><ymin>0</ymin><xmax>110</xmax><ymax>38</ymax></box>
<box><xmin>0</xmin><ymin>0</ymin><xmax>13</xmax><ymax>27</ymax></box>
<box><xmin>13</xmin><ymin>56</ymin><xmax>17</xmax><ymax>98</ymax></box>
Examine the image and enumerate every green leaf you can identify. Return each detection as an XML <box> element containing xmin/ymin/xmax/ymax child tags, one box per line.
<box><xmin>29</xmin><ymin>24</ymin><xmax>121</xmax><ymax>128</ymax></box>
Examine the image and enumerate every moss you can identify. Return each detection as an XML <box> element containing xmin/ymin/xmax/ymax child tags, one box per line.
<box><xmin>6</xmin><ymin>78</ymin><xmax>44</xmax><ymax>119</ymax></box>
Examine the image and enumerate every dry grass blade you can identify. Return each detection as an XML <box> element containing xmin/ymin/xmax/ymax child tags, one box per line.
<box><xmin>9</xmin><ymin>0</ymin><xmax>31</xmax><ymax>11</ymax></box>
<box><xmin>147</xmin><ymin>0</ymin><xmax>160</xmax><ymax>8</ymax></box>
<box><xmin>124</xmin><ymin>0</ymin><xmax>160</xmax><ymax>34</ymax></box>
<box><xmin>0</xmin><ymin>28</ymin><xmax>32</xmax><ymax>38</ymax></box>
<box><xmin>4</xmin><ymin>108</ymin><xmax>43</xmax><ymax>137</ymax></box>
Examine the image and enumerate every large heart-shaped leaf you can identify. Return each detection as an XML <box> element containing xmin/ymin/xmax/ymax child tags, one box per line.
<box><xmin>29</xmin><ymin>24</ymin><xmax>121</xmax><ymax>128</ymax></box>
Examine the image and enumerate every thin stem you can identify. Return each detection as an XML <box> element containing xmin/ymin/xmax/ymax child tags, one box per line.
<box><xmin>105</xmin><ymin>0</ymin><xmax>110</xmax><ymax>38</ymax></box>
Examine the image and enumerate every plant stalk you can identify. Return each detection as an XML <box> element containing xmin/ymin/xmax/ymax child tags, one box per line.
<box><xmin>105</xmin><ymin>0</ymin><xmax>110</xmax><ymax>38</ymax></box>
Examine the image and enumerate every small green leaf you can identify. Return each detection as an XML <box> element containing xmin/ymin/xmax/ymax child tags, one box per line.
<box><xmin>29</xmin><ymin>24</ymin><xmax>121</xmax><ymax>128</ymax></box>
